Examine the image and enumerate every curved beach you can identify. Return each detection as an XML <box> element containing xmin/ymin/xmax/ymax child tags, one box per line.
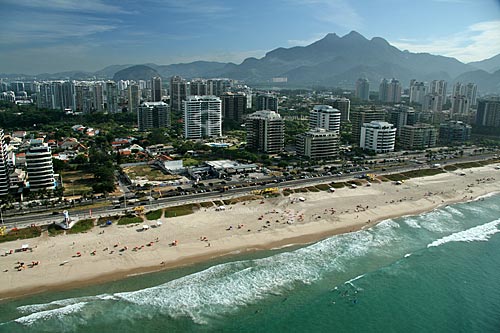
<box><xmin>1</xmin><ymin>165</ymin><xmax>499</xmax><ymax>300</ymax></box>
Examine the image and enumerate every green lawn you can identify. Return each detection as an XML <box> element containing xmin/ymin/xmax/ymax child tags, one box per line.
<box><xmin>67</xmin><ymin>219</ymin><xmax>95</xmax><ymax>234</ymax></box>
<box><xmin>145</xmin><ymin>209</ymin><xmax>163</xmax><ymax>220</ymax></box>
<box><xmin>164</xmin><ymin>204</ymin><xmax>196</xmax><ymax>218</ymax></box>
<box><xmin>117</xmin><ymin>216</ymin><xmax>143</xmax><ymax>225</ymax></box>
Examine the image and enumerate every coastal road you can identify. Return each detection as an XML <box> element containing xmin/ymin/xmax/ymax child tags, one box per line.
<box><xmin>3</xmin><ymin>154</ymin><xmax>498</xmax><ymax>229</ymax></box>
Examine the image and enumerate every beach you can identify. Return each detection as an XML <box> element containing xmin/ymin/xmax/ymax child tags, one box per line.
<box><xmin>1</xmin><ymin>165</ymin><xmax>499</xmax><ymax>300</ymax></box>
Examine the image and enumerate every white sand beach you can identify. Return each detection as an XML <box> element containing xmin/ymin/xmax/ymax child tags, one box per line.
<box><xmin>1</xmin><ymin>165</ymin><xmax>499</xmax><ymax>300</ymax></box>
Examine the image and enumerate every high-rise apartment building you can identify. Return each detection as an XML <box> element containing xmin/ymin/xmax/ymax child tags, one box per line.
<box><xmin>388</xmin><ymin>106</ymin><xmax>416</xmax><ymax>137</ymax></box>
<box><xmin>245</xmin><ymin>110</ymin><xmax>284</xmax><ymax>154</ymax></box>
<box><xmin>105</xmin><ymin>81</ymin><xmax>118</xmax><ymax>113</ymax></box>
<box><xmin>256</xmin><ymin>93</ymin><xmax>278</xmax><ymax>112</ymax></box>
<box><xmin>355</xmin><ymin>78</ymin><xmax>370</xmax><ymax>101</ymax></box>
<box><xmin>26</xmin><ymin>141</ymin><xmax>55</xmax><ymax>192</ymax></box>
<box><xmin>350</xmin><ymin>108</ymin><xmax>386</xmax><ymax>144</ymax></box>
<box><xmin>360</xmin><ymin>121</ymin><xmax>397</xmax><ymax>153</ymax></box>
<box><xmin>221</xmin><ymin>92</ymin><xmax>247</xmax><ymax>123</ymax></box>
<box><xmin>128</xmin><ymin>84</ymin><xmax>140</xmax><ymax>114</ymax></box>
<box><xmin>151</xmin><ymin>77</ymin><xmax>162</xmax><ymax>102</ymax></box>
<box><xmin>207</xmin><ymin>79</ymin><xmax>232</xmax><ymax>97</ymax></box>
<box><xmin>325</xmin><ymin>97</ymin><xmax>350</xmax><ymax>123</ymax></box>
<box><xmin>409</xmin><ymin>81</ymin><xmax>428</xmax><ymax>105</ymax></box>
<box><xmin>309</xmin><ymin>105</ymin><xmax>341</xmax><ymax>135</ymax></box>
<box><xmin>137</xmin><ymin>102</ymin><xmax>171</xmax><ymax>131</ymax></box>
<box><xmin>379</xmin><ymin>78</ymin><xmax>401</xmax><ymax>103</ymax></box>
<box><xmin>183</xmin><ymin>96</ymin><xmax>222</xmax><ymax>139</ymax></box>
<box><xmin>297</xmin><ymin>128</ymin><xmax>339</xmax><ymax>160</ymax></box>
<box><xmin>190</xmin><ymin>79</ymin><xmax>208</xmax><ymax>96</ymax></box>
<box><xmin>428</xmin><ymin>80</ymin><xmax>447</xmax><ymax>110</ymax></box>
<box><xmin>439</xmin><ymin>121</ymin><xmax>471</xmax><ymax>144</ymax></box>
<box><xmin>476</xmin><ymin>99</ymin><xmax>500</xmax><ymax>127</ymax></box>
<box><xmin>170</xmin><ymin>76</ymin><xmax>190</xmax><ymax>113</ymax></box>
<box><xmin>0</xmin><ymin>129</ymin><xmax>10</xmax><ymax>196</ymax></box>
<box><xmin>400</xmin><ymin>124</ymin><xmax>438</xmax><ymax>150</ymax></box>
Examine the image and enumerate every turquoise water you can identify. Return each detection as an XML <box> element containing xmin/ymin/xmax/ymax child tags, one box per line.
<box><xmin>1</xmin><ymin>193</ymin><xmax>500</xmax><ymax>332</ymax></box>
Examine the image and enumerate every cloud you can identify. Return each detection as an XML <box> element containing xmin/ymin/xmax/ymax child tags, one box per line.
<box><xmin>391</xmin><ymin>20</ymin><xmax>500</xmax><ymax>62</ymax></box>
<box><xmin>0</xmin><ymin>13</ymin><xmax>119</xmax><ymax>46</ymax></box>
<box><xmin>1</xmin><ymin>0</ymin><xmax>134</xmax><ymax>14</ymax></box>
<box><xmin>284</xmin><ymin>0</ymin><xmax>362</xmax><ymax>29</ymax></box>
<box><xmin>145</xmin><ymin>0</ymin><xmax>232</xmax><ymax>18</ymax></box>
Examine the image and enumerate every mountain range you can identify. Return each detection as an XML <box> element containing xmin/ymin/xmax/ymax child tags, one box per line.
<box><xmin>3</xmin><ymin>31</ymin><xmax>500</xmax><ymax>93</ymax></box>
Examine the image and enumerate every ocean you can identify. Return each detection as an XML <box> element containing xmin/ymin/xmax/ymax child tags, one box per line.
<box><xmin>1</xmin><ymin>193</ymin><xmax>500</xmax><ymax>332</ymax></box>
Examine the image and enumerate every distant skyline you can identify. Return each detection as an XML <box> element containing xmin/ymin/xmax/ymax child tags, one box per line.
<box><xmin>1</xmin><ymin>0</ymin><xmax>499</xmax><ymax>75</ymax></box>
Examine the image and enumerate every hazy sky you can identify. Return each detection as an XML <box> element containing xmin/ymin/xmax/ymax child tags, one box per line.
<box><xmin>1</xmin><ymin>0</ymin><xmax>499</xmax><ymax>74</ymax></box>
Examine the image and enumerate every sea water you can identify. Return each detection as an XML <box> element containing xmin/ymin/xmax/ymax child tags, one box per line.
<box><xmin>1</xmin><ymin>193</ymin><xmax>500</xmax><ymax>332</ymax></box>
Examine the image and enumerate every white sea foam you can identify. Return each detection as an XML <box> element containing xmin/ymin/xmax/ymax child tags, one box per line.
<box><xmin>15</xmin><ymin>207</ymin><xmax>478</xmax><ymax>326</ymax></box>
<box><xmin>15</xmin><ymin>302</ymin><xmax>87</xmax><ymax>326</ymax></box>
<box><xmin>17</xmin><ymin>295</ymin><xmax>114</xmax><ymax>314</ymax></box>
<box><xmin>427</xmin><ymin>219</ymin><xmax>500</xmax><ymax>248</ymax></box>
<box><xmin>403</xmin><ymin>218</ymin><xmax>421</xmax><ymax>229</ymax></box>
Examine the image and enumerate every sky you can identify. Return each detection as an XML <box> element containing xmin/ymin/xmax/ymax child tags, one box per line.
<box><xmin>1</xmin><ymin>0</ymin><xmax>499</xmax><ymax>74</ymax></box>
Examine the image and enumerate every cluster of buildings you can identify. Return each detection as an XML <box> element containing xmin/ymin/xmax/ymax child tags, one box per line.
<box><xmin>1</xmin><ymin>75</ymin><xmax>499</xmax><ymax>170</ymax></box>
<box><xmin>354</xmin><ymin>78</ymin><xmax>479</xmax><ymax>115</ymax></box>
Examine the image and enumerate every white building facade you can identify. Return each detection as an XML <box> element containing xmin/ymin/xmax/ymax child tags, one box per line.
<box><xmin>183</xmin><ymin>95</ymin><xmax>222</xmax><ymax>139</ymax></box>
<box><xmin>360</xmin><ymin>121</ymin><xmax>396</xmax><ymax>153</ymax></box>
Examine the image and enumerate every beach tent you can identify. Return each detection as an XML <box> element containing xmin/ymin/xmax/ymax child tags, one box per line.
<box><xmin>106</xmin><ymin>220</ymin><xmax>112</xmax><ymax>226</ymax></box>
<box><xmin>156</xmin><ymin>221</ymin><xmax>163</xmax><ymax>227</ymax></box>
<box><xmin>298</xmin><ymin>197</ymin><xmax>306</xmax><ymax>202</ymax></box>
<box><xmin>142</xmin><ymin>225</ymin><xmax>149</xmax><ymax>230</ymax></box>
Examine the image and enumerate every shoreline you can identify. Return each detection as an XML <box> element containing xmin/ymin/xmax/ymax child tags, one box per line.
<box><xmin>1</xmin><ymin>164</ymin><xmax>499</xmax><ymax>301</ymax></box>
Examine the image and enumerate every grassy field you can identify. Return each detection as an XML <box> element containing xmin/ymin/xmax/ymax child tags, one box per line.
<box><xmin>164</xmin><ymin>204</ymin><xmax>197</xmax><ymax>218</ymax></box>
<box><xmin>199</xmin><ymin>201</ymin><xmax>214</xmax><ymax>208</ymax></box>
<box><xmin>402</xmin><ymin>168</ymin><xmax>445</xmax><ymax>178</ymax></box>
<box><xmin>315</xmin><ymin>184</ymin><xmax>331</xmax><ymax>191</ymax></box>
<box><xmin>61</xmin><ymin>170</ymin><xmax>95</xmax><ymax>196</ymax></box>
<box><xmin>67</xmin><ymin>219</ymin><xmax>95</xmax><ymax>234</ymax></box>
<box><xmin>123</xmin><ymin>165</ymin><xmax>180</xmax><ymax>181</ymax></box>
<box><xmin>0</xmin><ymin>226</ymin><xmax>42</xmax><ymax>243</ymax></box>
<box><xmin>330</xmin><ymin>182</ymin><xmax>346</xmax><ymax>188</ymax></box>
<box><xmin>117</xmin><ymin>215</ymin><xmax>143</xmax><ymax>225</ymax></box>
<box><xmin>145</xmin><ymin>209</ymin><xmax>163</xmax><ymax>220</ymax></box>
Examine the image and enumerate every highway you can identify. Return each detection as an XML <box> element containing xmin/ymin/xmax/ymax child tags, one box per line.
<box><xmin>3</xmin><ymin>153</ymin><xmax>498</xmax><ymax>229</ymax></box>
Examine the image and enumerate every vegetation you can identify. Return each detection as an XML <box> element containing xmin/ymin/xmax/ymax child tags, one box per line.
<box><xmin>0</xmin><ymin>226</ymin><xmax>42</xmax><ymax>243</ymax></box>
<box><xmin>315</xmin><ymin>184</ymin><xmax>331</xmax><ymax>191</ymax></box>
<box><xmin>199</xmin><ymin>201</ymin><xmax>214</xmax><ymax>208</ymax></box>
<box><xmin>164</xmin><ymin>204</ymin><xmax>196</xmax><ymax>218</ymax></box>
<box><xmin>306</xmin><ymin>186</ymin><xmax>320</xmax><ymax>192</ymax></box>
<box><xmin>402</xmin><ymin>169</ymin><xmax>445</xmax><ymax>178</ymax></box>
<box><xmin>145</xmin><ymin>209</ymin><xmax>163</xmax><ymax>220</ymax></box>
<box><xmin>330</xmin><ymin>182</ymin><xmax>346</xmax><ymax>188</ymax></box>
<box><xmin>123</xmin><ymin>165</ymin><xmax>178</xmax><ymax>181</ymax></box>
<box><xmin>67</xmin><ymin>219</ymin><xmax>95</xmax><ymax>234</ymax></box>
<box><xmin>117</xmin><ymin>215</ymin><xmax>143</xmax><ymax>225</ymax></box>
